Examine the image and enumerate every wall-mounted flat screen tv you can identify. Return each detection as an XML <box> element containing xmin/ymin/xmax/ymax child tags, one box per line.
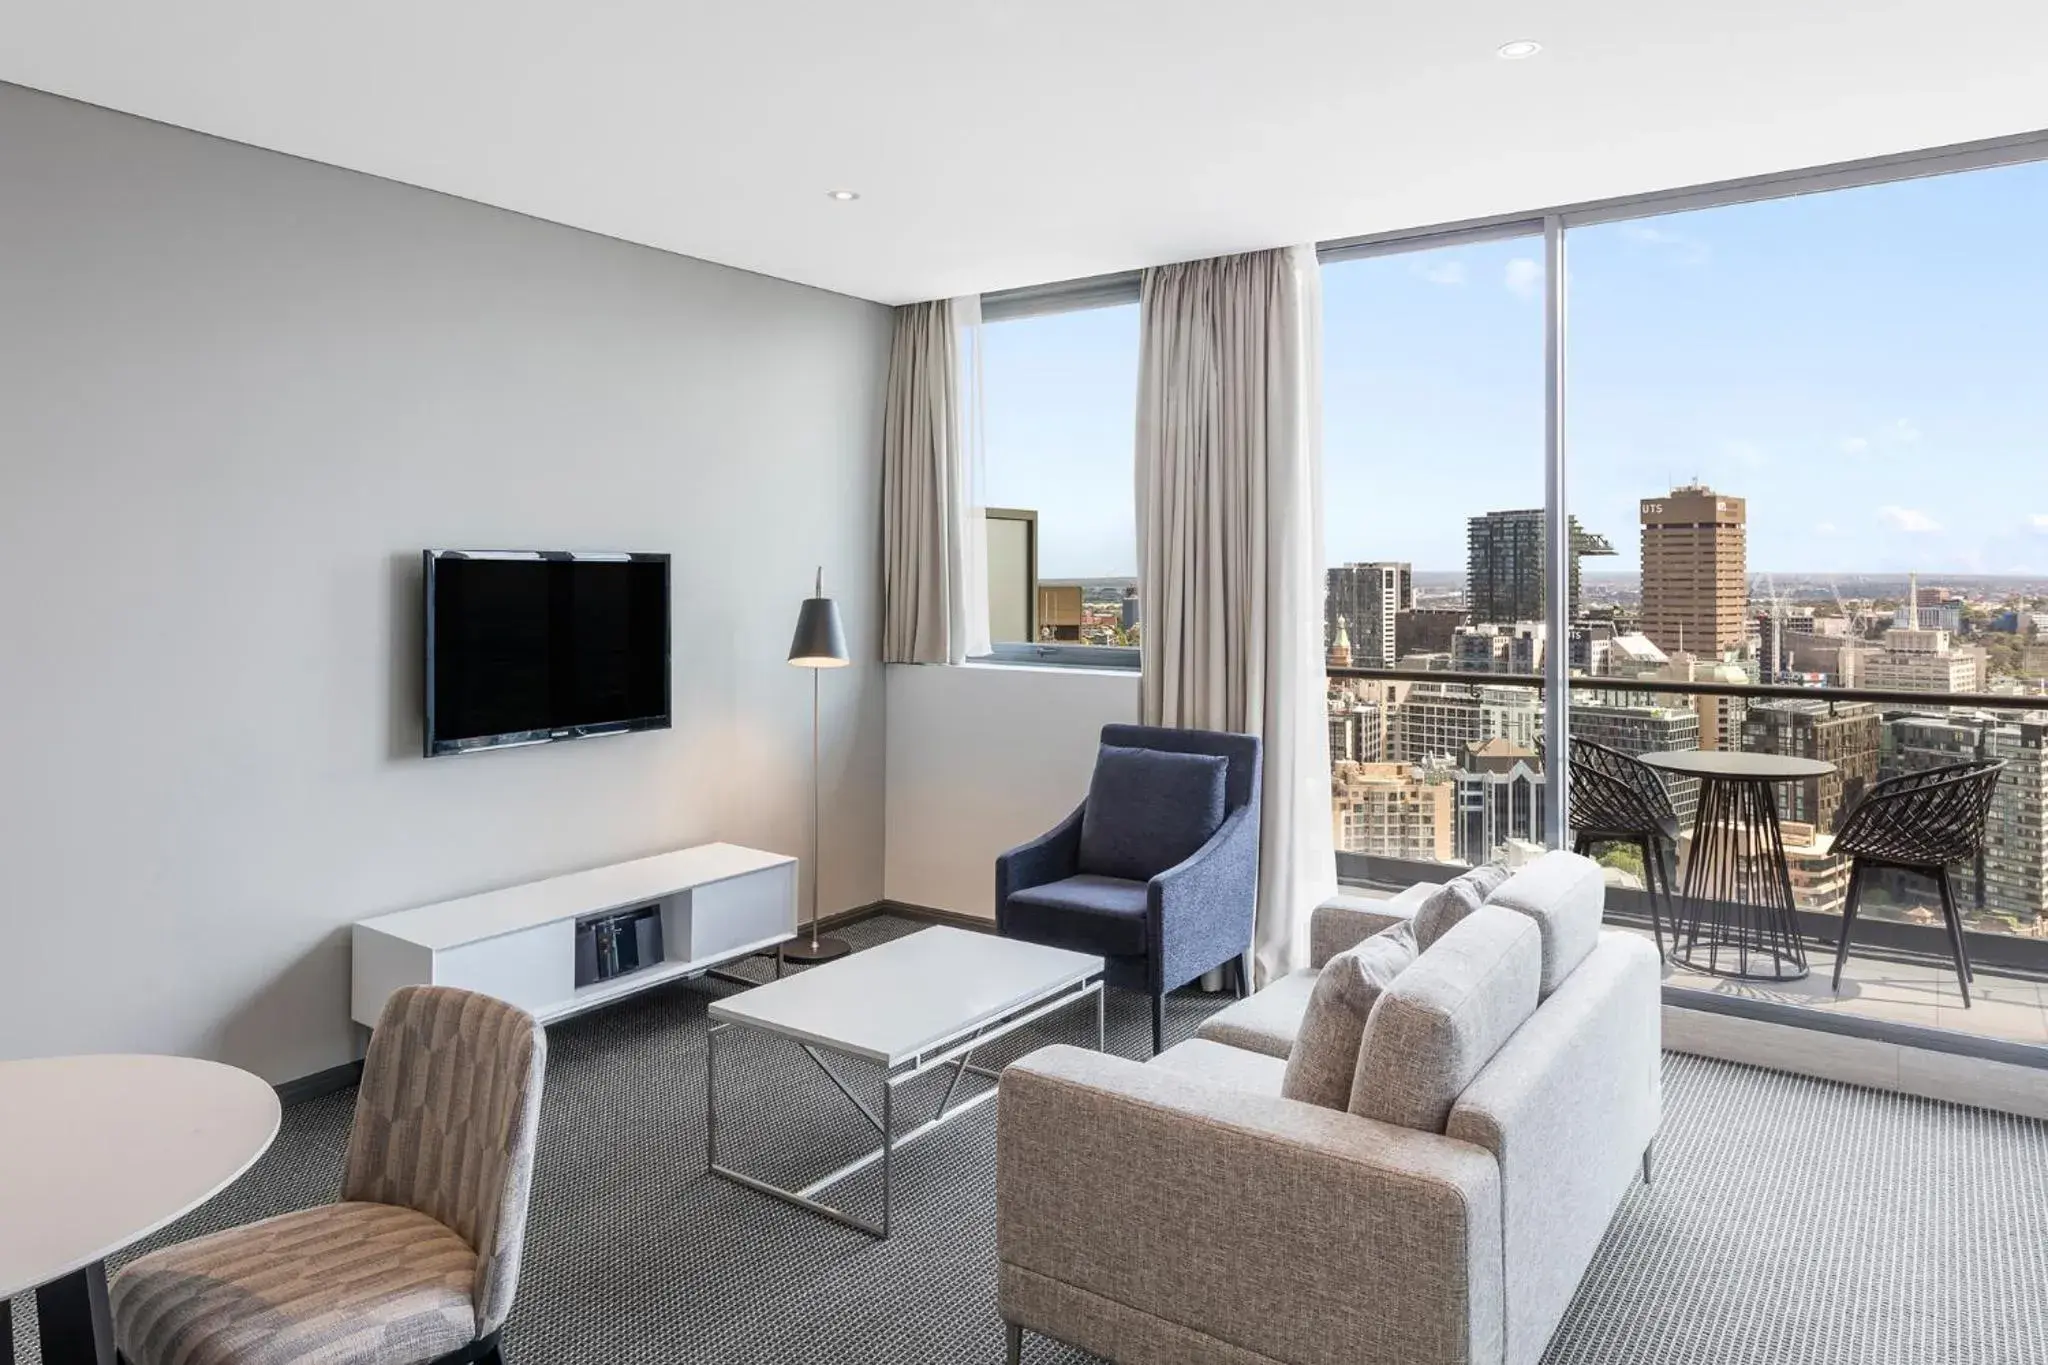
<box><xmin>423</xmin><ymin>550</ymin><xmax>671</xmax><ymax>757</ymax></box>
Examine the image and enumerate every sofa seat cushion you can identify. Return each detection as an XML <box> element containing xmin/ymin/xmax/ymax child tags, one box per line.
<box><xmin>111</xmin><ymin>1200</ymin><xmax>478</xmax><ymax>1365</ymax></box>
<box><xmin>1282</xmin><ymin>925</ymin><xmax>1417</xmax><ymax>1110</ymax></box>
<box><xmin>1351</xmin><ymin>906</ymin><xmax>1543</xmax><ymax>1133</ymax></box>
<box><xmin>1413</xmin><ymin>863</ymin><xmax>1513</xmax><ymax>952</ymax></box>
<box><xmin>1148</xmin><ymin>1038</ymin><xmax>1287</xmax><ymax>1096</ymax></box>
<box><xmin>1005</xmin><ymin>875</ymin><xmax>1150</xmax><ymax>957</ymax></box>
<box><xmin>1484</xmin><ymin>849</ymin><xmax>1606</xmax><ymax>996</ymax></box>
<box><xmin>1077</xmin><ymin>745</ymin><xmax>1228</xmax><ymax>882</ymax></box>
<box><xmin>1193</xmin><ymin>967</ymin><xmax>1319</xmax><ymax>1059</ymax></box>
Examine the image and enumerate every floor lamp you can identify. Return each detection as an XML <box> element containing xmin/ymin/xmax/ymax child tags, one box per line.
<box><xmin>783</xmin><ymin>566</ymin><xmax>851</xmax><ymax>964</ymax></box>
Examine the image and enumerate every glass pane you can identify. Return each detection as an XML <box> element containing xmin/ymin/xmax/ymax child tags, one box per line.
<box><xmin>981</xmin><ymin>303</ymin><xmax>1141</xmax><ymax>651</ymax></box>
<box><xmin>1323</xmin><ymin>239</ymin><xmax>1548</xmax><ymax>878</ymax></box>
<box><xmin>1566</xmin><ymin>158</ymin><xmax>2048</xmax><ymax>1044</ymax></box>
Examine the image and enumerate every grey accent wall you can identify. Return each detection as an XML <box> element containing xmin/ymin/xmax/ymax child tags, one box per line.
<box><xmin>0</xmin><ymin>83</ymin><xmax>893</xmax><ymax>1082</ymax></box>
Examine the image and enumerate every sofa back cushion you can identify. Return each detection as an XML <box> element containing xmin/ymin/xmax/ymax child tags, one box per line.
<box><xmin>1413</xmin><ymin>862</ymin><xmax>1512</xmax><ymax>952</ymax></box>
<box><xmin>1077</xmin><ymin>744</ymin><xmax>1229</xmax><ymax>883</ymax></box>
<box><xmin>1483</xmin><ymin>850</ymin><xmax>1605</xmax><ymax>997</ymax></box>
<box><xmin>1349</xmin><ymin>907</ymin><xmax>1542</xmax><ymax>1132</ymax></box>
<box><xmin>1280</xmin><ymin>925</ymin><xmax>1417</xmax><ymax>1110</ymax></box>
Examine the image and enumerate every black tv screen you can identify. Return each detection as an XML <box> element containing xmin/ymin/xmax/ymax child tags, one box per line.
<box><xmin>424</xmin><ymin>551</ymin><xmax>671</xmax><ymax>756</ymax></box>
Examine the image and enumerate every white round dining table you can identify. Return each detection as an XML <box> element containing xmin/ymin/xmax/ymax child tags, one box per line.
<box><xmin>1</xmin><ymin>1054</ymin><xmax>280</xmax><ymax>1365</ymax></box>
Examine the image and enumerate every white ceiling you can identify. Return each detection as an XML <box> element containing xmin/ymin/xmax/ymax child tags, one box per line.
<box><xmin>5</xmin><ymin>1</ymin><xmax>2047</xmax><ymax>304</ymax></box>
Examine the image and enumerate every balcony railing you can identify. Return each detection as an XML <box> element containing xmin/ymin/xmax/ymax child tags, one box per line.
<box><xmin>1326</xmin><ymin>665</ymin><xmax>2048</xmax><ymax>1049</ymax></box>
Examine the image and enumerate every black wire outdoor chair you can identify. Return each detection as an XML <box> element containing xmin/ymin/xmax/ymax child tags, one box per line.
<box><xmin>1830</xmin><ymin>758</ymin><xmax>2005</xmax><ymax>1007</ymax></box>
<box><xmin>1568</xmin><ymin>739</ymin><xmax>1681</xmax><ymax>962</ymax></box>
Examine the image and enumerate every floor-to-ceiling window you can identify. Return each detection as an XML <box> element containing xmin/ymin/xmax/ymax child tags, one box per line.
<box><xmin>1322</xmin><ymin>236</ymin><xmax>1551</xmax><ymax>881</ymax></box>
<box><xmin>1562</xmin><ymin>158</ymin><xmax>2048</xmax><ymax>1042</ymax></box>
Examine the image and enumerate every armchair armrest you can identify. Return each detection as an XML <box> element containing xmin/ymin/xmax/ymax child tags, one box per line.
<box><xmin>1310</xmin><ymin>882</ymin><xmax>1438</xmax><ymax>967</ymax></box>
<box><xmin>995</xmin><ymin>802</ymin><xmax>1086</xmax><ymax>929</ymax></box>
<box><xmin>1150</xmin><ymin>804</ymin><xmax>1260</xmax><ymax>991</ymax></box>
<box><xmin>998</xmin><ymin>1046</ymin><xmax>1503</xmax><ymax>1365</ymax></box>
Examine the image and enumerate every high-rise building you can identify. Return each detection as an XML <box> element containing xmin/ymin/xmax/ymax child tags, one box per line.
<box><xmin>1396</xmin><ymin>606</ymin><xmax>1466</xmax><ymax>659</ymax></box>
<box><xmin>1655</xmin><ymin>652</ymin><xmax>1753</xmax><ymax>752</ymax></box>
<box><xmin>1570</xmin><ymin>699</ymin><xmax>1703</xmax><ymax>826</ymax></box>
<box><xmin>1327</xmin><ymin>696</ymin><xmax>1385</xmax><ymax>765</ymax></box>
<box><xmin>1742</xmin><ymin>699</ymin><xmax>1881</xmax><ymax>832</ymax></box>
<box><xmin>1451</xmin><ymin>622</ymin><xmax>1544</xmax><ymax>674</ymax></box>
<box><xmin>1389</xmin><ymin>683</ymin><xmax>1542</xmax><ymax>764</ymax></box>
<box><xmin>1862</xmin><ymin>628</ymin><xmax>1988</xmax><ymax>694</ymax></box>
<box><xmin>1455</xmin><ymin>739</ymin><xmax>1545</xmax><ymax>865</ymax></box>
<box><xmin>1326</xmin><ymin>562</ymin><xmax>1411</xmax><ymax>668</ymax></box>
<box><xmin>1330</xmin><ymin>761</ymin><xmax>1453</xmax><ymax>862</ymax></box>
<box><xmin>1465</xmin><ymin>510</ymin><xmax>1615</xmax><ymax>626</ymax></box>
<box><xmin>1983</xmin><ymin>719</ymin><xmax>2047</xmax><ymax>922</ymax></box>
<box><xmin>1639</xmin><ymin>484</ymin><xmax>1748</xmax><ymax>657</ymax></box>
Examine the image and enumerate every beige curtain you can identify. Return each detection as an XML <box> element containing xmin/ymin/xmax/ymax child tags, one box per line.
<box><xmin>1136</xmin><ymin>245</ymin><xmax>1336</xmax><ymax>984</ymax></box>
<box><xmin>881</xmin><ymin>298</ymin><xmax>990</xmax><ymax>664</ymax></box>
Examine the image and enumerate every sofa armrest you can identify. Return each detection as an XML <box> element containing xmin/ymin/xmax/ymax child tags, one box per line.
<box><xmin>995</xmin><ymin>803</ymin><xmax>1086</xmax><ymax>929</ymax></box>
<box><xmin>999</xmin><ymin>1045</ymin><xmax>1503</xmax><ymax>1365</ymax></box>
<box><xmin>1310</xmin><ymin>882</ymin><xmax>1437</xmax><ymax>967</ymax></box>
<box><xmin>1447</xmin><ymin>933</ymin><xmax>1661</xmax><ymax>1365</ymax></box>
<box><xmin>1150</xmin><ymin>804</ymin><xmax>1260</xmax><ymax>991</ymax></box>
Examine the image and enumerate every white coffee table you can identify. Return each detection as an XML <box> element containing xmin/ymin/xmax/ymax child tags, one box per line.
<box><xmin>1</xmin><ymin>1054</ymin><xmax>280</xmax><ymax>1365</ymax></box>
<box><xmin>706</xmin><ymin>925</ymin><xmax>1103</xmax><ymax>1237</ymax></box>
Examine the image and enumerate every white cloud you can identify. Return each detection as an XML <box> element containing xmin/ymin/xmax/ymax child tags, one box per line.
<box><xmin>1503</xmin><ymin>257</ymin><xmax>1542</xmax><ymax>300</ymax></box>
<box><xmin>1838</xmin><ymin>436</ymin><xmax>1870</xmax><ymax>455</ymax></box>
<box><xmin>1893</xmin><ymin>418</ymin><xmax>1922</xmax><ymax>443</ymax></box>
<box><xmin>1621</xmin><ymin>223</ymin><xmax>1712</xmax><ymax>266</ymax></box>
<box><xmin>1878</xmin><ymin>505</ymin><xmax>1942</xmax><ymax>533</ymax></box>
<box><xmin>1414</xmin><ymin>259</ymin><xmax>1467</xmax><ymax>286</ymax></box>
<box><xmin>1815</xmin><ymin>521</ymin><xmax>1840</xmax><ymax>536</ymax></box>
<box><xmin>2029</xmin><ymin>513</ymin><xmax>2048</xmax><ymax>533</ymax></box>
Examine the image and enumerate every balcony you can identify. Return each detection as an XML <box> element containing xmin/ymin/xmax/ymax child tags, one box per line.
<box><xmin>1328</xmin><ymin>666</ymin><xmax>2048</xmax><ymax>1057</ymax></box>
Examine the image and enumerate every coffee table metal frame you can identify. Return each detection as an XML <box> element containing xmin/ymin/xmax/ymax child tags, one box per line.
<box><xmin>706</xmin><ymin>972</ymin><xmax>1104</xmax><ymax>1238</ymax></box>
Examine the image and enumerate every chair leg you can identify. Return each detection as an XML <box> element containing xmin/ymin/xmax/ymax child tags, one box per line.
<box><xmin>1005</xmin><ymin>1321</ymin><xmax>1024</xmax><ymax>1365</ymax></box>
<box><xmin>1573</xmin><ymin>833</ymin><xmax>1591</xmax><ymax>857</ymax></box>
<box><xmin>1639</xmin><ymin>837</ymin><xmax>1667</xmax><ymax>963</ymax></box>
<box><xmin>1151</xmin><ymin>992</ymin><xmax>1165</xmax><ymax>1057</ymax></box>
<box><xmin>1935</xmin><ymin>867</ymin><xmax>1972</xmax><ymax>1008</ymax></box>
<box><xmin>1234</xmin><ymin>951</ymin><xmax>1252</xmax><ymax>999</ymax></box>
<box><xmin>1831</xmin><ymin>862</ymin><xmax>1864</xmax><ymax>993</ymax></box>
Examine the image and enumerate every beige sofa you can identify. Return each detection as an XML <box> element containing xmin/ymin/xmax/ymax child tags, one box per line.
<box><xmin>996</xmin><ymin>850</ymin><xmax>1661</xmax><ymax>1365</ymax></box>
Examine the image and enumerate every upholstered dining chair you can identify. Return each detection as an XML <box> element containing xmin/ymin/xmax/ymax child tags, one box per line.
<box><xmin>1830</xmin><ymin>758</ymin><xmax>2005</xmax><ymax>1007</ymax></box>
<box><xmin>997</xmin><ymin>723</ymin><xmax>1262</xmax><ymax>1057</ymax></box>
<box><xmin>110</xmin><ymin>986</ymin><xmax>547</xmax><ymax>1365</ymax></box>
<box><xmin>1567</xmin><ymin>739</ymin><xmax>1680</xmax><ymax>961</ymax></box>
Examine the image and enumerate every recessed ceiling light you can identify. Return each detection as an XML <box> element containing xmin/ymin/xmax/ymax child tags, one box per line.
<box><xmin>1497</xmin><ymin>39</ymin><xmax>1543</xmax><ymax>60</ymax></box>
<box><xmin>826</xmin><ymin>189</ymin><xmax>860</xmax><ymax>202</ymax></box>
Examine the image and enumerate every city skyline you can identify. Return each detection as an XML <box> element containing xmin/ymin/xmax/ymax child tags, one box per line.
<box><xmin>984</xmin><ymin>156</ymin><xmax>2048</xmax><ymax>581</ymax></box>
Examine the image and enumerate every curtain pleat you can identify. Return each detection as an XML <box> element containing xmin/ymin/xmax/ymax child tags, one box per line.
<box><xmin>881</xmin><ymin>301</ymin><xmax>960</xmax><ymax>664</ymax></box>
<box><xmin>1136</xmin><ymin>246</ymin><xmax>1336</xmax><ymax>984</ymax></box>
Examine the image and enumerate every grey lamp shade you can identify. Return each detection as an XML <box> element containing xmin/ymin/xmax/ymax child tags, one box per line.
<box><xmin>788</xmin><ymin>595</ymin><xmax>849</xmax><ymax>668</ymax></box>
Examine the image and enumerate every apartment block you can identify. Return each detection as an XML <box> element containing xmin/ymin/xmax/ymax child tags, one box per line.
<box><xmin>1326</xmin><ymin>561</ymin><xmax>1412</xmax><ymax>668</ymax></box>
<box><xmin>1330</xmin><ymin>761</ymin><xmax>1454</xmax><ymax>862</ymax></box>
<box><xmin>1742</xmin><ymin>698</ymin><xmax>1881</xmax><ymax>832</ymax></box>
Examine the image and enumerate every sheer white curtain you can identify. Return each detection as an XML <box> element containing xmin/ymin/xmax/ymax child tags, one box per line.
<box><xmin>880</xmin><ymin>297</ymin><xmax>990</xmax><ymax>664</ymax></box>
<box><xmin>1135</xmin><ymin>245</ymin><xmax>1336</xmax><ymax>984</ymax></box>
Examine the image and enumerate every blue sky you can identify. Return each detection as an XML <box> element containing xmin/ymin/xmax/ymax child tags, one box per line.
<box><xmin>982</xmin><ymin>157</ymin><xmax>2048</xmax><ymax>580</ymax></box>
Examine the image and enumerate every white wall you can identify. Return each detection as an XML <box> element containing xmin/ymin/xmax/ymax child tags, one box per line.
<box><xmin>0</xmin><ymin>85</ymin><xmax>893</xmax><ymax>1082</ymax></box>
<box><xmin>884</xmin><ymin>664</ymin><xmax>1138</xmax><ymax>918</ymax></box>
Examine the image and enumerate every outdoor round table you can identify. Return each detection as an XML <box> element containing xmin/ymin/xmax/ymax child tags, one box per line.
<box><xmin>1637</xmin><ymin>749</ymin><xmax>1838</xmax><ymax>982</ymax></box>
<box><xmin>0</xmin><ymin>1054</ymin><xmax>280</xmax><ymax>1365</ymax></box>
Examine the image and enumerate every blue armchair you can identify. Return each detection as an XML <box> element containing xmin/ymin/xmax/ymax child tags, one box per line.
<box><xmin>996</xmin><ymin>724</ymin><xmax>1262</xmax><ymax>1056</ymax></box>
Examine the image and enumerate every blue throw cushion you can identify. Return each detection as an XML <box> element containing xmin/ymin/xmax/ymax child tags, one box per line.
<box><xmin>1077</xmin><ymin>744</ymin><xmax>1229</xmax><ymax>883</ymax></box>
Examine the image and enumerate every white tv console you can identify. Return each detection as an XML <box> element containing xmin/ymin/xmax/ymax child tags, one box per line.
<box><xmin>351</xmin><ymin>843</ymin><xmax>797</xmax><ymax>1027</ymax></box>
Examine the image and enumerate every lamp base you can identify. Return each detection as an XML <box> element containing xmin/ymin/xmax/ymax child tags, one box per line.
<box><xmin>781</xmin><ymin>934</ymin><xmax>852</xmax><ymax>966</ymax></box>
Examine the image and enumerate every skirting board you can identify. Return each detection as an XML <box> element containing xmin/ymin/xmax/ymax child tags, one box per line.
<box><xmin>1663</xmin><ymin>1003</ymin><xmax>2048</xmax><ymax>1121</ymax></box>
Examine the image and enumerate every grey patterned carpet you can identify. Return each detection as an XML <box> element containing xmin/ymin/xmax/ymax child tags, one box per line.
<box><xmin>12</xmin><ymin>912</ymin><xmax>2048</xmax><ymax>1364</ymax></box>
